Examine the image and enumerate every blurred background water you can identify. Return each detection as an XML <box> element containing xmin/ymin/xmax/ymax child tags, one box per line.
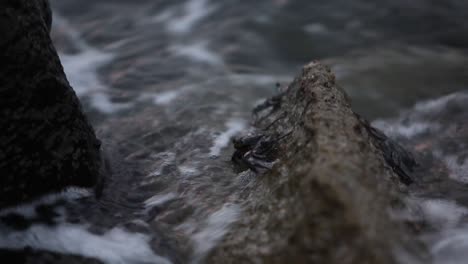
<box><xmin>4</xmin><ymin>0</ymin><xmax>467</xmax><ymax>263</ymax></box>
<box><xmin>50</xmin><ymin>0</ymin><xmax>468</xmax><ymax>121</ymax></box>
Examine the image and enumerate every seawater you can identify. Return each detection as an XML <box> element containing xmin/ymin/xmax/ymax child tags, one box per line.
<box><xmin>1</xmin><ymin>0</ymin><xmax>468</xmax><ymax>263</ymax></box>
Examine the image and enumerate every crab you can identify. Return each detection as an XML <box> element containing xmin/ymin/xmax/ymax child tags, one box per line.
<box><xmin>232</xmin><ymin>130</ymin><xmax>278</xmax><ymax>173</ymax></box>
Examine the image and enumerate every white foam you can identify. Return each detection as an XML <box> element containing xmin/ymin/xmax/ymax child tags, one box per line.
<box><xmin>167</xmin><ymin>0</ymin><xmax>216</xmax><ymax>34</ymax></box>
<box><xmin>228</xmin><ymin>73</ymin><xmax>291</xmax><ymax>86</ymax></box>
<box><xmin>152</xmin><ymin>91</ymin><xmax>181</xmax><ymax>105</ymax></box>
<box><xmin>0</xmin><ymin>224</ymin><xmax>172</xmax><ymax>264</ymax></box>
<box><xmin>172</xmin><ymin>42</ymin><xmax>223</xmax><ymax>66</ymax></box>
<box><xmin>191</xmin><ymin>204</ymin><xmax>240</xmax><ymax>263</ymax></box>
<box><xmin>178</xmin><ymin>165</ymin><xmax>200</xmax><ymax>177</ymax></box>
<box><xmin>373</xmin><ymin>120</ymin><xmax>434</xmax><ymax>139</ymax></box>
<box><xmin>371</xmin><ymin>93</ymin><xmax>466</xmax><ymax>139</ymax></box>
<box><xmin>396</xmin><ymin>197</ymin><xmax>468</xmax><ymax>264</ymax></box>
<box><xmin>60</xmin><ymin>49</ymin><xmax>113</xmax><ymax>97</ymax></box>
<box><xmin>209</xmin><ymin>119</ymin><xmax>246</xmax><ymax>157</ymax></box>
<box><xmin>431</xmin><ymin>227</ymin><xmax>468</xmax><ymax>264</ymax></box>
<box><xmin>52</xmin><ymin>14</ymin><xmax>92</xmax><ymax>51</ymax></box>
<box><xmin>0</xmin><ymin>187</ymin><xmax>92</xmax><ymax>219</ymax></box>
<box><xmin>54</xmin><ymin>15</ymin><xmax>113</xmax><ymax>97</ymax></box>
<box><xmin>413</xmin><ymin>93</ymin><xmax>461</xmax><ymax>113</ymax></box>
<box><xmin>420</xmin><ymin>199</ymin><xmax>468</xmax><ymax>229</ymax></box>
<box><xmin>393</xmin><ymin>198</ymin><xmax>468</xmax><ymax>228</ymax></box>
<box><xmin>144</xmin><ymin>193</ymin><xmax>177</xmax><ymax>208</ymax></box>
<box><xmin>62</xmin><ymin>49</ymin><xmax>128</xmax><ymax>114</ymax></box>
<box><xmin>139</xmin><ymin>85</ymin><xmax>194</xmax><ymax>106</ymax></box>
<box><xmin>90</xmin><ymin>92</ymin><xmax>133</xmax><ymax>114</ymax></box>
<box><xmin>54</xmin><ymin>13</ymin><xmax>125</xmax><ymax>115</ymax></box>
<box><xmin>437</xmin><ymin>154</ymin><xmax>468</xmax><ymax>184</ymax></box>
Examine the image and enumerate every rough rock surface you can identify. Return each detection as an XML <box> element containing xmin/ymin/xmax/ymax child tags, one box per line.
<box><xmin>208</xmin><ymin>62</ymin><xmax>424</xmax><ymax>264</ymax></box>
<box><xmin>0</xmin><ymin>0</ymin><xmax>102</xmax><ymax>208</ymax></box>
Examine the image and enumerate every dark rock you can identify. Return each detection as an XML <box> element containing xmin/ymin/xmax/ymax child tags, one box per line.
<box><xmin>0</xmin><ymin>0</ymin><xmax>102</xmax><ymax>208</ymax></box>
<box><xmin>38</xmin><ymin>0</ymin><xmax>53</xmax><ymax>32</ymax></box>
<box><xmin>208</xmin><ymin>62</ymin><xmax>426</xmax><ymax>264</ymax></box>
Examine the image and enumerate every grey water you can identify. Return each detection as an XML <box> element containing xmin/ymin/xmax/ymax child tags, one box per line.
<box><xmin>2</xmin><ymin>0</ymin><xmax>468</xmax><ymax>263</ymax></box>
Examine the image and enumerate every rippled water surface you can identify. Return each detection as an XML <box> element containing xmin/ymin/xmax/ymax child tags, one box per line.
<box><xmin>2</xmin><ymin>0</ymin><xmax>468</xmax><ymax>263</ymax></box>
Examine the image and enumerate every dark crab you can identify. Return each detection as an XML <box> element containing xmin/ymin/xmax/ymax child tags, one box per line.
<box><xmin>232</xmin><ymin>131</ymin><xmax>279</xmax><ymax>173</ymax></box>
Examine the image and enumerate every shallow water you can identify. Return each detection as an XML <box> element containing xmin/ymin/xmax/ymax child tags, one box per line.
<box><xmin>1</xmin><ymin>0</ymin><xmax>468</xmax><ymax>263</ymax></box>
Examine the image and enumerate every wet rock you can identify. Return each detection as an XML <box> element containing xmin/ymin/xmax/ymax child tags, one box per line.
<box><xmin>208</xmin><ymin>62</ymin><xmax>425</xmax><ymax>264</ymax></box>
<box><xmin>0</xmin><ymin>0</ymin><xmax>102</xmax><ymax>208</ymax></box>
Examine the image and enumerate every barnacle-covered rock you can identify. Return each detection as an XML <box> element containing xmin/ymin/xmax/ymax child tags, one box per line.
<box><xmin>208</xmin><ymin>61</ymin><xmax>425</xmax><ymax>264</ymax></box>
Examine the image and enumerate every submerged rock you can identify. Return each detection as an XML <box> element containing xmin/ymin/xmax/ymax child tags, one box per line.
<box><xmin>209</xmin><ymin>62</ymin><xmax>425</xmax><ymax>263</ymax></box>
<box><xmin>0</xmin><ymin>0</ymin><xmax>102</xmax><ymax>208</ymax></box>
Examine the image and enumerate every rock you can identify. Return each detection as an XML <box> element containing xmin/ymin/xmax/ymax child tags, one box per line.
<box><xmin>208</xmin><ymin>62</ymin><xmax>425</xmax><ymax>263</ymax></box>
<box><xmin>0</xmin><ymin>0</ymin><xmax>102</xmax><ymax>208</ymax></box>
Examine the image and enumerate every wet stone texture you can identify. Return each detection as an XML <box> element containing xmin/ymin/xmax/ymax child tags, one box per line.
<box><xmin>209</xmin><ymin>62</ymin><xmax>426</xmax><ymax>264</ymax></box>
<box><xmin>0</xmin><ymin>0</ymin><xmax>102</xmax><ymax>208</ymax></box>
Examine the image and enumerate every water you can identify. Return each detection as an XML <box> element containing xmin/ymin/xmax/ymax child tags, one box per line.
<box><xmin>374</xmin><ymin>93</ymin><xmax>468</xmax><ymax>264</ymax></box>
<box><xmin>2</xmin><ymin>0</ymin><xmax>468</xmax><ymax>263</ymax></box>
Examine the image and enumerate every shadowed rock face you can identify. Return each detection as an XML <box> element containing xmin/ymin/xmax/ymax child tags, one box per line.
<box><xmin>210</xmin><ymin>62</ymin><xmax>425</xmax><ymax>264</ymax></box>
<box><xmin>0</xmin><ymin>0</ymin><xmax>102</xmax><ymax>208</ymax></box>
<box><xmin>38</xmin><ymin>0</ymin><xmax>53</xmax><ymax>31</ymax></box>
